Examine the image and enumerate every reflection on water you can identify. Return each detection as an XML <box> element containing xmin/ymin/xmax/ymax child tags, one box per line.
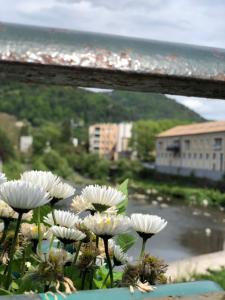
<box><xmin>127</xmin><ymin>196</ymin><xmax>225</xmax><ymax>262</ymax></box>
<box><xmin>179</xmin><ymin>228</ymin><xmax>224</xmax><ymax>255</ymax></box>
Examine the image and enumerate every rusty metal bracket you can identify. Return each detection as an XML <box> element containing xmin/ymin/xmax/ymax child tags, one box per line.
<box><xmin>0</xmin><ymin>22</ymin><xmax>225</xmax><ymax>99</ymax></box>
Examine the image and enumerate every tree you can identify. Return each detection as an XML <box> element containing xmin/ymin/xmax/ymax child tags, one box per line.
<box><xmin>0</xmin><ymin>129</ymin><xmax>15</xmax><ymax>161</ymax></box>
<box><xmin>131</xmin><ymin>119</ymin><xmax>189</xmax><ymax>161</ymax></box>
<box><xmin>32</xmin><ymin>123</ymin><xmax>61</xmax><ymax>154</ymax></box>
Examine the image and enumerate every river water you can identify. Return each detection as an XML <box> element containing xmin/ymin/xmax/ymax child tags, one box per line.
<box><xmin>59</xmin><ymin>186</ymin><xmax>225</xmax><ymax>263</ymax></box>
<box><xmin>126</xmin><ymin>195</ymin><xmax>225</xmax><ymax>262</ymax></box>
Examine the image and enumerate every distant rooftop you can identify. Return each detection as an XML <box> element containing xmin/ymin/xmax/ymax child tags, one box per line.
<box><xmin>157</xmin><ymin>121</ymin><xmax>225</xmax><ymax>138</ymax></box>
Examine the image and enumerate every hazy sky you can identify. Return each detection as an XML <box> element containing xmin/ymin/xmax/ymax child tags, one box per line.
<box><xmin>1</xmin><ymin>0</ymin><xmax>225</xmax><ymax>120</ymax></box>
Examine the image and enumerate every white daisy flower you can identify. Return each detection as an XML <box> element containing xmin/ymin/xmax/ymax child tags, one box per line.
<box><xmin>49</xmin><ymin>225</ymin><xmax>86</xmax><ymax>244</ymax></box>
<box><xmin>44</xmin><ymin>209</ymin><xmax>80</xmax><ymax>228</ymax></box>
<box><xmin>81</xmin><ymin>185</ymin><xmax>125</xmax><ymax>212</ymax></box>
<box><xmin>0</xmin><ymin>200</ymin><xmax>33</xmax><ymax>221</ymax></box>
<box><xmin>21</xmin><ymin>170</ymin><xmax>75</xmax><ymax>203</ymax></box>
<box><xmin>0</xmin><ymin>222</ymin><xmax>4</xmax><ymax>232</ymax></box>
<box><xmin>83</xmin><ymin>213</ymin><xmax>131</xmax><ymax>238</ymax></box>
<box><xmin>109</xmin><ymin>240</ymin><xmax>130</xmax><ymax>265</ymax></box>
<box><xmin>0</xmin><ymin>173</ymin><xmax>7</xmax><ymax>185</ymax></box>
<box><xmin>39</xmin><ymin>248</ymin><xmax>74</xmax><ymax>265</ymax></box>
<box><xmin>20</xmin><ymin>223</ymin><xmax>46</xmax><ymax>240</ymax></box>
<box><xmin>113</xmin><ymin>244</ymin><xmax>130</xmax><ymax>265</ymax></box>
<box><xmin>0</xmin><ymin>200</ymin><xmax>16</xmax><ymax>219</ymax></box>
<box><xmin>71</xmin><ymin>195</ymin><xmax>94</xmax><ymax>213</ymax></box>
<box><xmin>21</xmin><ymin>170</ymin><xmax>60</xmax><ymax>192</ymax></box>
<box><xmin>0</xmin><ymin>180</ymin><xmax>52</xmax><ymax>212</ymax></box>
<box><xmin>105</xmin><ymin>206</ymin><xmax>118</xmax><ymax>215</ymax></box>
<box><xmin>130</xmin><ymin>214</ymin><xmax>167</xmax><ymax>238</ymax></box>
<box><xmin>49</xmin><ymin>181</ymin><xmax>75</xmax><ymax>203</ymax></box>
<box><xmin>22</xmin><ymin>211</ymin><xmax>33</xmax><ymax>222</ymax></box>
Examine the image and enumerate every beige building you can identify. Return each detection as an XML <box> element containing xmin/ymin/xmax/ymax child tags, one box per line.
<box><xmin>156</xmin><ymin>121</ymin><xmax>225</xmax><ymax>181</ymax></box>
<box><xmin>89</xmin><ymin>122</ymin><xmax>133</xmax><ymax>160</ymax></box>
<box><xmin>89</xmin><ymin>123</ymin><xmax>118</xmax><ymax>159</ymax></box>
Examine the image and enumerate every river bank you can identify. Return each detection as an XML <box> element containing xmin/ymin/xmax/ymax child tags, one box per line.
<box><xmin>70</xmin><ymin>163</ymin><xmax>225</xmax><ymax>209</ymax></box>
<box><xmin>129</xmin><ymin>179</ymin><xmax>225</xmax><ymax>209</ymax></box>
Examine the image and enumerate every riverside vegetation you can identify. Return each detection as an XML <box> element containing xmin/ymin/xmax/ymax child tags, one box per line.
<box><xmin>1</xmin><ymin>112</ymin><xmax>225</xmax><ymax>208</ymax></box>
<box><xmin>0</xmin><ymin>83</ymin><xmax>224</xmax><ymax>208</ymax></box>
<box><xmin>0</xmin><ymin>171</ymin><xmax>168</xmax><ymax>295</ymax></box>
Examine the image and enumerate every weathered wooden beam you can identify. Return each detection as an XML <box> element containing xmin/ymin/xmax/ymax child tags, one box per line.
<box><xmin>0</xmin><ymin>22</ymin><xmax>225</xmax><ymax>99</ymax></box>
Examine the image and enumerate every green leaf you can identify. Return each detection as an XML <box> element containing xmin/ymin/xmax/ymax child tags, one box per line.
<box><xmin>116</xmin><ymin>233</ymin><xmax>137</xmax><ymax>252</ymax></box>
<box><xmin>94</xmin><ymin>267</ymin><xmax>123</xmax><ymax>289</ymax></box>
<box><xmin>11</xmin><ymin>281</ymin><xmax>19</xmax><ymax>290</ymax></box>
<box><xmin>0</xmin><ymin>288</ymin><xmax>13</xmax><ymax>296</ymax></box>
<box><xmin>94</xmin><ymin>267</ymin><xmax>108</xmax><ymax>289</ymax></box>
<box><xmin>117</xmin><ymin>179</ymin><xmax>129</xmax><ymax>214</ymax></box>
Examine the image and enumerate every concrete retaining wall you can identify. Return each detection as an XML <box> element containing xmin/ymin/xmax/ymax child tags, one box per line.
<box><xmin>156</xmin><ymin>165</ymin><xmax>224</xmax><ymax>181</ymax></box>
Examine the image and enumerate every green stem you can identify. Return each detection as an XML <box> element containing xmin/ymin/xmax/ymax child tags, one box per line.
<box><xmin>4</xmin><ymin>212</ymin><xmax>23</xmax><ymax>290</ymax></box>
<box><xmin>103</xmin><ymin>238</ymin><xmax>113</xmax><ymax>288</ymax></box>
<box><xmin>21</xmin><ymin>244</ymin><xmax>28</xmax><ymax>276</ymax></box>
<box><xmin>73</xmin><ymin>241</ymin><xmax>82</xmax><ymax>266</ymax></box>
<box><xmin>37</xmin><ymin>207</ymin><xmax>42</xmax><ymax>255</ymax></box>
<box><xmin>49</xmin><ymin>235</ymin><xmax>54</xmax><ymax>252</ymax></box>
<box><xmin>140</xmin><ymin>237</ymin><xmax>147</xmax><ymax>258</ymax></box>
<box><xmin>81</xmin><ymin>270</ymin><xmax>87</xmax><ymax>290</ymax></box>
<box><xmin>101</xmin><ymin>264</ymin><xmax>115</xmax><ymax>288</ymax></box>
<box><xmin>0</xmin><ymin>219</ymin><xmax>10</xmax><ymax>245</ymax></box>
<box><xmin>89</xmin><ymin>269</ymin><xmax>94</xmax><ymax>290</ymax></box>
<box><xmin>96</xmin><ymin>236</ymin><xmax>99</xmax><ymax>249</ymax></box>
<box><xmin>0</xmin><ymin>288</ymin><xmax>13</xmax><ymax>295</ymax></box>
<box><xmin>52</xmin><ymin>208</ymin><xmax>57</xmax><ymax>225</ymax></box>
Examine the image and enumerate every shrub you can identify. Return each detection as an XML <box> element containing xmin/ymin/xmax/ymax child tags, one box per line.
<box><xmin>0</xmin><ymin>129</ymin><xmax>15</xmax><ymax>161</ymax></box>
<box><xmin>32</xmin><ymin>150</ymin><xmax>73</xmax><ymax>178</ymax></box>
<box><xmin>3</xmin><ymin>159</ymin><xmax>23</xmax><ymax>179</ymax></box>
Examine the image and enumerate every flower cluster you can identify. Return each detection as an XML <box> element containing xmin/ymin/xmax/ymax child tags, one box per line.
<box><xmin>0</xmin><ymin>170</ymin><xmax>167</xmax><ymax>295</ymax></box>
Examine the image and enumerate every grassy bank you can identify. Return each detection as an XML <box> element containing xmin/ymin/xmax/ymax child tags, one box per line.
<box><xmin>130</xmin><ymin>179</ymin><xmax>225</xmax><ymax>207</ymax></box>
<box><xmin>192</xmin><ymin>269</ymin><xmax>225</xmax><ymax>289</ymax></box>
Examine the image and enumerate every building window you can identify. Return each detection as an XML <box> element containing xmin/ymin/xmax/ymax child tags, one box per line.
<box><xmin>184</xmin><ymin>139</ymin><xmax>190</xmax><ymax>150</ymax></box>
<box><xmin>188</xmin><ymin>153</ymin><xmax>192</xmax><ymax>159</ymax></box>
<box><xmin>158</xmin><ymin>141</ymin><xmax>163</xmax><ymax>150</ymax></box>
<box><xmin>183</xmin><ymin>153</ymin><xmax>186</xmax><ymax>158</ymax></box>
<box><xmin>213</xmin><ymin>153</ymin><xmax>216</xmax><ymax>159</ymax></box>
<box><xmin>214</xmin><ymin>138</ymin><xmax>222</xmax><ymax>150</ymax></box>
<box><xmin>199</xmin><ymin>153</ymin><xmax>202</xmax><ymax>159</ymax></box>
<box><xmin>206</xmin><ymin>153</ymin><xmax>209</xmax><ymax>159</ymax></box>
<box><xmin>194</xmin><ymin>153</ymin><xmax>197</xmax><ymax>159</ymax></box>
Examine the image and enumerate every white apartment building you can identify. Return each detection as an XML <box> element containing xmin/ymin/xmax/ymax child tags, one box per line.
<box><xmin>20</xmin><ymin>136</ymin><xmax>33</xmax><ymax>153</ymax></box>
<box><xmin>115</xmin><ymin>122</ymin><xmax>133</xmax><ymax>160</ymax></box>
<box><xmin>156</xmin><ymin>121</ymin><xmax>225</xmax><ymax>181</ymax></box>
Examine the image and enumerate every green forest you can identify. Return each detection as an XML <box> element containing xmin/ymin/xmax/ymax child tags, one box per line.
<box><xmin>0</xmin><ymin>83</ymin><xmax>203</xmax><ymax>125</ymax></box>
<box><xmin>0</xmin><ymin>82</ymin><xmax>204</xmax><ymax>180</ymax></box>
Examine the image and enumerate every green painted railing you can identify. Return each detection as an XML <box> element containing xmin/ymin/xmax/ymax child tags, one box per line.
<box><xmin>40</xmin><ymin>281</ymin><xmax>223</xmax><ymax>299</ymax></box>
<box><xmin>0</xmin><ymin>281</ymin><xmax>223</xmax><ymax>299</ymax></box>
